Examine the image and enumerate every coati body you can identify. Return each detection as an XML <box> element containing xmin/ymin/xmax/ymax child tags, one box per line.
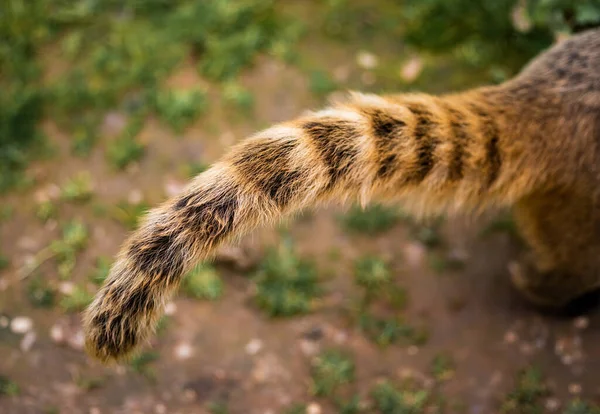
<box><xmin>84</xmin><ymin>29</ymin><xmax>600</xmax><ymax>362</ymax></box>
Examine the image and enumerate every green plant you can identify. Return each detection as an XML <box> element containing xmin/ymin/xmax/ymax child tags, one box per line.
<box><xmin>0</xmin><ymin>376</ymin><xmax>19</xmax><ymax>396</ymax></box>
<box><xmin>431</xmin><ymin>353</ymin><xmax>455</xmax><ymax>382</ymax></box>
<box><xmin>371</xmin><ymin>380</ymin><xmax>429</xmax><ymax>414</ymax></box>
<box><xmin>208</xmin><ymin>401</ymin><xmax>229</xmax><ymax>414</ymax></box>
<box><xmin>60</xmin><ymin>284</ymin><xmax>94</xmax><ymax>313</ymax></box>
<box><xmin>340</xmin><ymin>204</ymin><xmax>399</xmax><ymax>235</ymax></box>
<box><xmin>90</xmin><ymin>256</ymin><xmax>111</xmax><ymax>285</ymax></box>
<box><xmin>130</xmin><ymin>351</ymin><xmax>160</xmax><ymax>380</ymax></box>
<box><xmin>309</xmin><ymin>69</ymin><xmax>338</xmax><ymax>97</ymax></box>
<box><xmin>358</xmin><ymin>313</ymin><xmax>426</xmax><ymax>347</ymax></box>
<box><xmin>106</xmin><ymin>116</ymin><xmax>145</xmax><ymax>169</ymax></box>
<box><xmin>182</xmin><ymin>263</ymin><xmax>224</xmax><ymax>300</ymax></box>
<box><xmin>500</xmin><ymin>367</ymin><xmax>548</xmax><ymax>414</ymax></box>
<box><xmin>254</xmin><ymin>239</ymin><xmax>321</xmax><ymax>317</ymax></box>
<box><xmin>23</xmin><ymin>219</ymin><xmax>89</xmax><ymax>280</ymax></box>
<box><xmin>111</xmin><ymin>200</ymin><xmax>149</xmax><ymax>230</ymax></box>
<box><xmin>27</xmin><ymin>275</ymin><xmax>55</xmax><ymax>308</ymax></box>
<box><xmin>61</xmin><ymin>172</ymin><xmax>93</xmax><ymax>202</ymax></box>
<box><xmin>311</xmin><ymin>349</ymin><xmax>355</xmax><ymax>397</ymax></box>
<box><xmin>36</xmin><ymin>200</ymin><xmax>57</xmax><ymax>222</ymax></box>
<box><xmin>563</xmin><ymin>400</ymin><xmax>600</xmax><ymax>414</ymax></box>
<box><xmin>0</xmin><ymin>255</ymin><xmax>9</xmax><ymax>271</ymax></box>
<box><xmin>154</xmin><ymin>88</ymin><xmax>207</xmax><ymax>133</ymax></box>
<box><xmin>284</xmin><ymin>404</ymin><xmax>307</xmax><ymax>414</ymax></box>
<box><xmin>0</xmin><ymin>205</ymin><xmax>13</xmax><ymax>222</ymax></box>
<box><xmin>354</xmin><ymin>256</ymin><xmax>392</xmax><ymax>291</ymax></box>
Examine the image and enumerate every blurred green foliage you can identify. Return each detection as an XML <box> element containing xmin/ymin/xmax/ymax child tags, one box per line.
<box><xmin>310</xmin><ymin>349</ymin><xmax>355</xmax><ymax>397</ymax></box>
<box><xmin>0</xmin><ymin>0</ymin><xmax>300</xmax><ymax>192</ymax></box>
<box><xmin>340</xmin><ymin>204</ymin><xmax>400</xmax><ymax>235</ymax></box>
<box><xmin>500</xmin><ymin>367</ymin><xmax>548</xmax><ymax>414</ymax></box>
<box><xmin>182</xmin><ymin>263</ymin><xmax>224</xmax><ymax>301</ymax></box>
<box><xmin>253</xmin><ymin>239</ymin><xmax>321</xmax><ymax>317</ymax></box>
<box><xmin>370</xmin><ymin>380</ymin><xmax>430</xmax><ymax>414</ymax></box>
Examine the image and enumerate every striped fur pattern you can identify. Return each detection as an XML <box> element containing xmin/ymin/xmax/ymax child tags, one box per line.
<box><xmin>84</xmin><ymin>29</ymin><xmax>600</xmax><ymax>362</ymax></box>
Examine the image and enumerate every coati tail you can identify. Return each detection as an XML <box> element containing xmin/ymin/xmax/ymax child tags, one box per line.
<box><xmin>84</xmin><ymin>89</ymin><xmax>526</xmax><ymax>362</ymax></box>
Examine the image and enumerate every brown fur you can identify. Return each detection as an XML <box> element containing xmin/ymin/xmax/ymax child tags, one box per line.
<box><xmin>84</xmin><ymin>29</ymin><xmax>600</xmax><ymax>362</ymax></box>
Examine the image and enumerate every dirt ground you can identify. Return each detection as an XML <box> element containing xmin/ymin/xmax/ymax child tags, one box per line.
<box><xmin>1</xmin><ymin>21</ymin><xmax>600</xmax><ymax>414</ymax></box>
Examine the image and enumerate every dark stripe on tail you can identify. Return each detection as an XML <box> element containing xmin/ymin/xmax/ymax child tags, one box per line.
<box><xmin>363</xmin><ymin>107</ymin><xmax>407</xmax><ymax>180</ymax></box>
<box><xmin>303</xmin><ymin>119</ymin><xmax>361</xmax><ymax>189</ymax></box>
<box><xmin>405</xmin><ymin>103</ymin><xmax>439</xmax><ymax>183</ymax></box>
<box><xmin>129</xmin><ymin>232</ymin><xmax>185</xmax><ymax>285</ymax></box>
<box><xmin>441</xmin><ymin>103</ymin><xmax>469</xmax><ymax>182</ymax></box>
<box><xmin>468</xmin><ymin>102</ymin><xmax>502</xmax><ymax>187</ymax></box>
<box><xmin>232</xmin><ymin>139</ymin><xmax>303</xmax><ymax>208</ymax></box>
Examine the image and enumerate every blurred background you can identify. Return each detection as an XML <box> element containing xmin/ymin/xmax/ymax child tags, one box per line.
<box><xmin>2</xmin><ymin>1</ymin><xmax>600</xmax><ymax>413</ymax></box>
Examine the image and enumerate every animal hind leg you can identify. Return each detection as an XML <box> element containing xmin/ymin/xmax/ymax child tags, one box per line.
<box><xmin>510</xmin><ymin>189</ymin><xmax>600</xmax><ymax>308</ymax></box>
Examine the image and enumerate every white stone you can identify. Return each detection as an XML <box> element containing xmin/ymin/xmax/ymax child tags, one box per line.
<box><xmin>10</xmin><ymin>316</ymin><xmax>33</xmax><ymax>334</ymax></box>
<box><xmin>245</xmin><ymin>338</ymin><xmax>263</xmax><ymax>355</ymax></box>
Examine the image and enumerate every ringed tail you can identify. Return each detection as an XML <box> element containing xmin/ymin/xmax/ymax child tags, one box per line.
<box><xmin>83</xmin><ymin>87</ymin><xmax>537</xmax><ymax>362</ymax></box>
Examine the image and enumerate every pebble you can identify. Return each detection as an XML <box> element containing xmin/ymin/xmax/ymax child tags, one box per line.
<box><xmin>50</xmin><ymin>324</ymin><xmax>65</xmax><ymax>343</ymax></box>
<box><xmin>164</xmin><ymin>179</ymin><xmax>185</xmax><ymax>198</ymax></box>
<box><xmin>245</xmin><ymin>338</ymin><xmax>263</xmax><ymax>355</ymax></box>
<box><xmin>58</xmin><ymin>281</ymin><xmax>75</xmax><ymax>295</ymax></box>
<box><xmin>504</xmin><ymin>331</ymin><xmax>518</xmax><ymax>344</ymax></box>
<box><xmin>164</xmin><ymin>302</ymin><xmax>177</xmax><ymax>316</ymax></box>
<box><xmin>154</xmin><ymin>404</ymin><xmax>167</xmax><ymax>414</ymax></box>
<box><xmin>68</xmin><ymin>329</ymin><xmax>85</xmax><ymax>351</ymax></box>
<box><xmin>128</xmin><ymin>189</ymin><xmax>144</xmax><ymax>204</ymax></box>
<box><xmin>174</xmin><ymin>342</ymin><xmax>193</xmax><ymax>360</ymax></box>
<box><xmin>568</xmin><ymin>383</ymin><xmax>582</xmax><ymax>395</ymax></box>
<box><xmin>299</xmin><ymin>339</ymin><xmax>319</xmax><ymax>357</ymax></box>
<box><xmin>400</xmin><ymin>57</ymin><xmax>423</xmax><ymax>82</ymax></box>
<box><xmin>545</xmin><ymin>398</ymin><xmax>560</xmax><ymax>412</ymax></box>
<box><xmin>356</xmin><ymin>51</ymin><xmax>378</xmax><ymax>70</ymax></box>
<box><xmin>404</xmin><ymin>243</ymin><xmax>425</xmax><ymax>268</ymax></box>
<box><xmin>573</xmin><ymin>316</ymin><xmax>589</xmax><ymax>330</ymax></box>
<box><xmin>407</xmin><ymin>346</ymin><xmax>419</xmax><ymax>356</ymax></box>
<box><xmin>10</xmin><ymin>316</ymin><xmax>33</xmax><ymax>334</ymax></box>
<box><xmin>307</xmin><ymin>402</ymin><xmax>322</xmax><ymax>414</ymax></box>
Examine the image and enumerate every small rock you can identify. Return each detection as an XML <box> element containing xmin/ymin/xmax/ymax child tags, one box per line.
<box><xmin>568</xmin><ymin>383</ymin><xmax>582</xmax><ymax>395</ymax></box>
<box><xmin>245</xmin><ymin>338</ymin><xmax>263</xmax><ymax>355</ymax></box>
<box><xmin>89</xmin><ymin>407</ymin><xmax>102</xmax><ymax>414</ymax></box>
<box><xmin>155</xmin><ymin>404</ymin><xmax>167</xmax><ymax>414</ymax></box>
<box><xmin>20</xmin><ymin>332</ymin><xmax>36</xmax><ymax>352</ymax></box>
<box><xmin>128</xmin><ymin>189</ymin><xmax>144</xmax><ymax>204</ymax></box>
<box><xmin>407</xmin><ymin>346</ymin><xmax>419</xmax><ymax>356</ymax></box>
<box><xmin>307</xmin><ymin>402</ymin><xmax>322</xmax><ymax>414</ymax></box>
<box><xmin>174</xmin><ymin>342</ymin><xmax>193</xmax><ymax>360</ymax></box>
<box><xmin>10</xmin><ymin>316</ymin><xmax>33</xmax><ymax>334</ymax></box>
<box><xmin>404</xmin><ymin>243</ymin><xmax>425</xmax><ymax>268</ymax></box>
<box><xmin>164</xmin><ymin>179</ymin><xmax>185</xmax><ymax>198</ymax></box>
<box><xmin>299</xmin><ymin>339</ymin><xmax>319</xmax><ymax>357</ymax></box>
<box><xmin>400</xmin><ymin>57</ymin><xmax>423</xmax><ymax>82</ymax></box>
<box><xmin>356</xmin><ymin>51</ymin><xmax>378</xmax><ymax>70</ymax></box>
<box><xmin>67</xmin><ymin>329</ymin><xmax>85</xmax><ymax>351</ymax></box>
<box><xmin>164</xmin><ymin>302</ymin><xmax>177</xmax><ymax>316</ymax></box>
<box><xmin>573</xmin><ymin>316</ymin><xmax>589</xmax><ymax>330</ymax></box>
<box><xmin>58</xmin><ymin>281</ymin><xmax>75</xmax><ymax>295</ymax></box>
<box><xmin>504</xmin><ymin>331</ymin><xmax>518</xmax><ymax>344</ymax></box>
<box><xmin>0</xmin><ymin>316</ymin><xmax>9</xmax><ymax>328</ymax></box>
<box><xmin>50</xmin><ymin>324</ymin><xmax>65</xmax><ymax>344</ymax></box>
<box><xmin>545</xmin><ymin>398</ymin><xmax>560</xmax><ymax>412</ymax></box>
